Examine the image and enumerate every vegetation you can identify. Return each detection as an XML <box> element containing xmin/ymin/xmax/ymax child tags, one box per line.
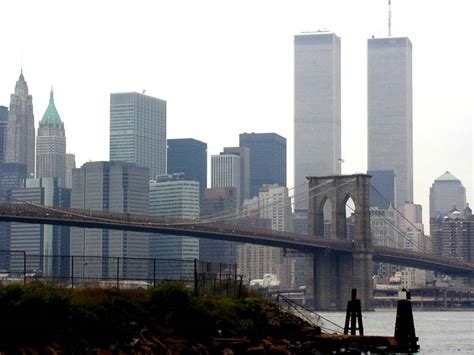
<box><xmin>0</xmin><ymin>282</ymin><xmax>281</xmax><ymax>353</ymax></box>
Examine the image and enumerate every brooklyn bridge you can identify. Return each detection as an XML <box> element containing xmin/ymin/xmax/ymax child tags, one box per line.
<box><xmin>0</xmin><ymin>174</ymin><xmax>473</xmax><ymax>310</ymax></box>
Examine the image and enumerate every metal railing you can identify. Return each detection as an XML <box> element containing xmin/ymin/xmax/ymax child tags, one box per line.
<box><xmin>0</xmin><ymin>250</ymin><xmax>242</xmax><ymax>297</ymax></box>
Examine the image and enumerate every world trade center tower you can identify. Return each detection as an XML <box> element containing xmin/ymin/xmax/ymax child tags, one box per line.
<box><xmin>368</xmin><ymin>37</ymin><xmax>413</xmax><ymax>207</ymax></box>
<box><xmin>294</xmin><ymin>32</ymin><xmax>341</xmax><ymax>210</ymax></box>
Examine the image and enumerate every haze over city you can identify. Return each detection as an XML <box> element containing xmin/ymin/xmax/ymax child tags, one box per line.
<box><xmin>0</xmin><ymin>0</ymin><xmax>472</xmax><ymax>226</ymax></box>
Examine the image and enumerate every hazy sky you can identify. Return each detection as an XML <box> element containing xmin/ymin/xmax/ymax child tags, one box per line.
<box><xmin>0</xmin><ymin>0</ymin><xmax>472</xmax><ymax>227</ymax></box>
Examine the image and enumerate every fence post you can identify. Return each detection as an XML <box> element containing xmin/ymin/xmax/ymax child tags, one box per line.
<box><xmin>238</xmin><ymin>275</ymin><xmax>243</xmax><ymax>298</ymax></box>
<box><xmin>193</xmin><ymin>259</ymin><xmax>198</xmax><ymax>297</ymax></box>
<box><xmin>116</xmin><ymin>257</ymin><xmax>120</xmax><ymax>290</ymax></box>
<box><xmin>71</xmin><ymin>255</ymin><xmax>74</xmax><ymax>289</ymax></box>
<box><xmin>153</xmin><ymin>258</ymin><xmax>156</xmax><ymax>287</ymax></box>
<box><xmin>23</xmin><ymin>251</ymin><xmax>27</xmax><ymax>285</ymax></box>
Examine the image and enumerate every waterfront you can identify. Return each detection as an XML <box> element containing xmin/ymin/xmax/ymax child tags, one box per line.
<box><xmin>316</xmin><ymin>311</ymin><xmax>473</xmax><ymax>354</ymax></box>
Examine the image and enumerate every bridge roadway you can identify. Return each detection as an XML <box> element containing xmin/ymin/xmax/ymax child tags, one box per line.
<box><xmin>0</xmin><ymin>203</ymin><xmax>473</xmax><ymax>276</ymax></box>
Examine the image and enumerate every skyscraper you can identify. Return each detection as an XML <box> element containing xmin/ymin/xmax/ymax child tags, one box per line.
<box><xmin>70</xmin><ymin>161</ymin><xmax>149</xmax><ymax>280</ymax></box>
<box><xmin>0</xmin><ymin>106</ymin><xmax>8</xmax><ymax>164</ymax></box>
<box><xmin>110</xmin><ymin>92</ymin><xmax>166</xmax><ymax>179</ymax></box>
<box><xmin>211</xmin><ymin>153</ymin><xmax>241</xmax><ymax>206</ymax></box>
<box><xmin>223</xmin><ymin>146</ymin><xmax>250</xmax><ymax>203</ymax></box>
<box><xmin>239</xmin><ymin>133</ymin><xmax>286</xmax><ymax>198</ymax></box>
<box><xmin>294</xmin><ymin>33</ymin><xmax>341</xmax><ymax>209</ymax></box>
<box><xmin>167</xmin><ymin>138</ymin><xmax>207</xmax><ymax>201</ymax></box>
<box><xmin>429</xmin><ymin>171</ymin><xmax>466</xmax><ymax>218</ymax></box>
<box><xmin>368</xmin><ymin>37</ymin><xmax>413</xmax><ymax>207</ymax></box>
<box><xmin>5</xmin><ymin>70</ymin><xmax>35</xmax><ymax>176</ymax></box>
<box><xmin>36</xmin><ymin>89</ymin><xmax>66</xmax><ymax>186</ymax></box>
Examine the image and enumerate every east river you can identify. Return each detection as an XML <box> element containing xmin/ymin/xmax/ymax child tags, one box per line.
<box><xmin>314</xmin><ymin>311</ymin><xmax>473</xmax><ymax>354</ymax></box>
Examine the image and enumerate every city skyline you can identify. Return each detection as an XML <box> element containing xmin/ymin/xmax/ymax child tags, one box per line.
<box><xmin>0</xmin><ymin>0</ymin><xmax>472</xmax><ymax>228</ymax></box>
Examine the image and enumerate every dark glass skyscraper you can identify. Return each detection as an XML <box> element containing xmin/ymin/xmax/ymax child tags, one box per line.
<box><xmin>239</xmin><ymin>132</ymin><xmax>286</xmax><ymax>197</ymax></box>
<box><xmin>368</xmin><ymin>170</ymin><xmax>396</xmax><ymax>209</ymax></box>
<box><xmin>167</xmin><ymin>138</ymin><xmax>207</xmax><ymax>201</ymax></box>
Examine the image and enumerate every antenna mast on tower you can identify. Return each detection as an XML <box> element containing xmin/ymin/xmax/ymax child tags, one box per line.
<box><xmin>388</xmin><ymin>0</ymin><xmax>392</xmax><ymax>36</ymax></box>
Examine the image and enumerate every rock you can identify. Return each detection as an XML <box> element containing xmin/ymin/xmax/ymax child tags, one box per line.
<box><xmin>222</xmin><ymin>348</ymin><xmax>234</xmax><ymax>355</ymax></box>
<box><xmin>42</xmin><ymin>346</ymin><xmax>58</xmax><ymax>355</ymax></box>
<box><xmin>269</xmin><ymin>345</ymin><xmax>290</xmax><ymax>354</ymax></box>
<box><xmin>246</xmin><ymin>345</ymin><xmax>265</xmax><ymax>354</ymax></box>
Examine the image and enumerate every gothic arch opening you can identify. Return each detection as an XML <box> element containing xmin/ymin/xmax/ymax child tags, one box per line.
<box><xmin>317</xmin><ymin>196</ymin><xmax>332</xmax><ymax>238</ymax></box>
<box><xmin>344</xmin><ymin>195</ymin><xmax>356</xmax><ymax>241</ymax></box>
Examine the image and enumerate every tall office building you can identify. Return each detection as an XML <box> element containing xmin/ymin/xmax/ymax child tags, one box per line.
<box><xmin>368</xmin><ymin>170</ymin><xmax>396</xmax><ymax>209</ymax></box>
<box><xmin>223</xmin><ymin>146</ymin><xmax>250</xmax><ymax>203</ymax></box>
<box><xmin>149</xmin><ymin>174</ymin><xmax>199</xmax><ymax>279</ymax></box>
<box><xmin>110</xmin><ymin>92</ymin><xmax>166</xmax><ymax>179</ymax></box>
<box><xmin>200</xmin><ymin>187</ymin><xmax>237</xmax><ymax>264</ymax></box>
<box><xmin>5</xmin><ymin>70</ymin><xmax>35</xmax><ymax>176</ymax></box>
<box><xmin>9</xmin><ymin>177</ymin><xmax>70</xmax><ymax>277</ymax></box>
<box><xmin>368</xmin><ymin>37</ymin><xmax>413</xmax><ymax>207</ymax></box>
<box><xmin>0</xmin><ymin>106</ymin><xmax>8</xmax><ymax>164</ymax></box>
<box><xmin>294</xmin><ymin>32</ymin><xmax>341</xmax><ymax>209</ymax></box>
<box><xmin>429</xmin><ymin>171</ymin><xmax>466</xmax><ymax>218</ymax></box>
<box><xmin>36</xmin><ymin>89</ymin><xmax>66</xmax><ymax>186</ymax></box>
<box><xmin>65</xmin><ymin>153</ymin><xmax>76</xmax><ymax>189</ymax></box>
<box><xmin>239</xmin><ymin>133</ymin><xmax>286</xmax><ymax>198</ymax></box>
<box><xmin>70</xmin><ymin>161</ymin><xmax>149</xmax><ymax>280</ymax></box>
<box><xmin>211</xmin><ymin>153</ymin><xmax>241</xmax><ymax>207</ymax></box>
<box><xmin>167</xmin><ymin>138</ymin><xmax>207</xmax><ymax>201</ymax></box>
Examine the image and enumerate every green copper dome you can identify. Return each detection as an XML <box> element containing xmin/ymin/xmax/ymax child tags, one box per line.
<box><xmin>40</xmin><ymin>89</ymin><xmax>62</xmax><ymax>124</ymax></box>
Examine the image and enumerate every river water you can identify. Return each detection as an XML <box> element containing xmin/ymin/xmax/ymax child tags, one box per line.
<box><xmin>313</xmin><ymin>311</ymin><xmax>473</xmax><ymax>354</ymax></box>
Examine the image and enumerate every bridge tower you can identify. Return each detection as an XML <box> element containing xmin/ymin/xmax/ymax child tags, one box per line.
<box><xmin>307</xmin><ymin>174</ymin><xmax>373</xmax><ymax>310</ymax></box>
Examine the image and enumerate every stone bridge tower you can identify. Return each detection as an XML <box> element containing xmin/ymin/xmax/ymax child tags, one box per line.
<box><xmin>307</xmin><ymin>174</ymin><xmax>373</xmax><ymax>310</ymax></box>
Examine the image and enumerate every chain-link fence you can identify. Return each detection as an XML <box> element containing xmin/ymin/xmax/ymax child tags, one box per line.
<box><xmin>0</xmin><ymin>250</ymin><xmax>242</xmax><ymax>297</ymax></box>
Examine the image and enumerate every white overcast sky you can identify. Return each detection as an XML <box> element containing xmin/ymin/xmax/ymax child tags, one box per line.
<box><xmin>0</xmin><ymin>0</ymin><xmax>472</xmax><ymax>227</ymax></box>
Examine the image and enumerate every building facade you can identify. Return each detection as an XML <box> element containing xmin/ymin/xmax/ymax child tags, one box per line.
<box><xmin>65</xmin><ymin>153</ymin><xmax>76</xmax><ymax>189</ymax></box>
<box><xmin>199</xmin><ymin>187</ymin><xmax>238</xmax><ymax>264</ymax></box>
<box><xmin>110</xmin><ymin>92</ymin><xmax>166</xmax><ymax>179</ymax></box>
<box><xmin>167</xmin><ymin>138</ymin><xmax>207</xmax><ymax>202</ymax></box>
<box><xmin>368</xmin><ymin>37</ymin><xmax>413</xmax><ymax>207</ymax></box>
<box><xmin>9</xmin><ymin>177</ymin><xmax>70</xmax><ymax>277</ymax></box>
<box><xmin>70</xmin><ymin>161</ymin><xmax>149</xmax><ymax>280</ymax></box>
<box><xmin>0</xmin><ymin>162</ymin><xmax>28</xmax><ymax>270</ymax></box>
<box><xmin>239</xmin><ymin>133</ymin><xmax>286</xmax><ymax>198</ymax></box>
<box><xmin>223</xmin><ymin>146</ymin><xmax>250</xmax><ymax>204</ymax></box>
<box><xmin>294</xmin><ymin>32</ymin><xmax>341</xmax><ymax>210</ymax></box>
<box><xmin>211</xmin><ymin>153</ymin><xmax>241</xmax><ymax>207</ymax></box>
<box><xmin>0</xmin><ymin>106</ymin><xmax>8</xmax><ymax>165</ymax></box>
<box><xmin>237</xmin><ymin>185</ymin><xmax>293</xmax><ymax>287</ymax></box>
<box><xmin>149</xmin><ymin>174</ymin><xmax>199</xmax><ymax>279</ymax></box>
<box><xmin>36</xmin><ymin>90</ymin><xmax>66</xmax><ymax>186</ymax></box>
<box><xmin>5</xmin><ymin>71</ymin><xmax>35</xmax><ymax>176</ymax></box>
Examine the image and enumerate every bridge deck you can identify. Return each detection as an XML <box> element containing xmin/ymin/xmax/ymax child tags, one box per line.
<box><xmin>0</xmin><ymin>203</ymin><xmax>472</xmax><ymax>276</ymax></box>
